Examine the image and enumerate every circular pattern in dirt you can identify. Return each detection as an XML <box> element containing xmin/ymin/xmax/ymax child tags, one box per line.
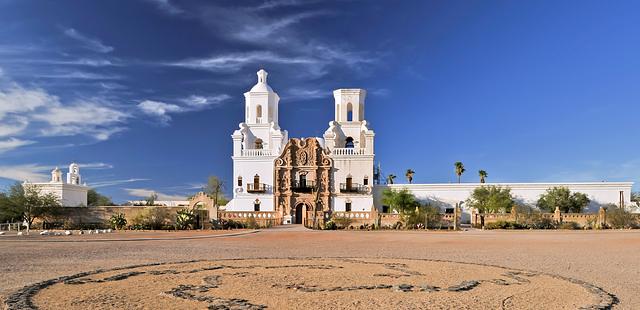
<box><xmin>5</xmin><ymin>258</ymin><xmax>616</xmax><ymax>309</ymax></box>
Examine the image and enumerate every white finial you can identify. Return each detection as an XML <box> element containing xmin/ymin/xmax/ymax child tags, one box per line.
<box><xmin>257</xmin><ymin>69</ymin><xmax>268</xmax><ymax>84</ymax></box>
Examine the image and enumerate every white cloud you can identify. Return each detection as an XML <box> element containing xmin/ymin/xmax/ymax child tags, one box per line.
<box><xmin>284</xmin><ymin>88</ymin><xmax>329</xmax><ymax>100</ymax></box>
<box><xmin>91</xmin><ymin>178</ymin><xmax>150</xmax><ymax>188</ymax></box>
<box><xmin>32</xmin><ymin>99</ymin><xmax>129</xmax><ymax>141</ymax></box>
<box><xmin>144</xmin><ymin>0</ymin><xmax>183</xmax><ymax>15</ymax></box>
<box><xmin>0</xmin><ymin>163</ymin><xmax>50</xmax><ymax>182</ymax></box>
<box><xmin>138</xmin><ymin>100</ymin><xmax>183</xmax><ymax>123</ymax></box>
<box><xmin>63</xmin><ymin>28</ymin><xmax>114</xmax><ymax>53</ymax></box>
<box><xmin>138</xmin><ymin>95</ymin><xmax>230</xmax><ymax>124</ymax></box>
<box><xmin>0</xmin><ymin>85</ymin><xmax>55</xmax><ymax>119</ymax></box>
<box><xmin>171</xmin><ymin>51</ymin><xmax>314</xmax><ymax>72</ymax></box>
<box><xmin>35</xmin><ymin>71</ymin><xmax>121</xmax><ymax>80</ymax></box>
<box><xmin>0</xmin><ymin>80</ymin><xmax>130</xmax><ymax>144</ymax></box>
<box><xmin>125</xmin><ymin>188</ymin><xmax>187</xmax><ymax>201</ymax></box>
<box><xmin>0</xmin><ymin>116</ymin><xmax>28</xmax><ymax>137</ymax></box>
<box><xmin>53</xmin><ymin>58</ymin><xmax>116</xmax><ymax>67</ymax></box>
<box><xmin>255</xmin><ymin>0</ymin><xmax>315</xmax><ymax>10</ymax></box>
<box><xmin>77</xmin><ymin>162</ymin><xmax>114</xmax><ymax>170</ymax></box>
<box><xmin>171</xmin><ymin>45</ymin><xmax>375</xmax><ymax>78</ymax></box>
<box><xmin>0</xmin><ymin>138</ymin><xmax>35</xmax><ymax>153</ymax></box>
<box><xmin>181</xmin><ymin>94</ymin><xmax>231</xmax><ymax>107</ymax></box>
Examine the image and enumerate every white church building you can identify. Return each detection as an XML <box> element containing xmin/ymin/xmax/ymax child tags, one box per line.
<box><xmin>225</xmin><ymin>70</ymin><xmax>635</xmax><ymax>223</ymax></box>
<box><xmin>24</xmin><ymin>163</ymin><xmax>89</xmax><ymax>207</ymax></box>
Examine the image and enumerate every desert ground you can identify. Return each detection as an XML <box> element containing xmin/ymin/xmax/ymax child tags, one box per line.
<box><xmin>1</xmin><ymin>227</ymin><xmax>638</xmax><ymax>309</ymax></box>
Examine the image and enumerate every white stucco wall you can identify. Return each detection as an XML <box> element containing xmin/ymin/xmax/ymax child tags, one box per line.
<box><xmin>373</xmin><ymin>182</ymin><xmax>635</xmax><ymax>219</ymax></box>
<box><xmin>28</xmin><ymin>182</ymin><xmax>88</xmax><ymax>207</ymax></box>
<box><xmin>228</xmin><ymin>157</ymin><xmax>277</xmax><ymax>211</ymax></box>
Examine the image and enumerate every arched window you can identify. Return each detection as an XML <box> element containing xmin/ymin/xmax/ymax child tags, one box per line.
<box><xmin>299</xmin><ymin>173</ymin><xmax>307</xmax><ymax>187</ymax></box>
<box><xmin>256</xmin><ymin>105</ymin><xmax>263</xmax><ymax>122</ymax></box>
<box><xmin>346</xmin><ymin>102</ymin><xmax>353</xmax><ymax>121</ymax></box>
<box><xmin>255</xmin><ymin>138</ymin><xmax>263</xmax><ymax>149</ymax></box>
<box><xmin>237</xmin><ymin>176</ymin><xmax>243</xmax><ymax>187</ymax></box>
<box><xmin>254</xmin><ymin>199</ymin><xmax>261</xmax><ymax>212</ymax></box>
<box><xmin>345</xmin><ymin>137</ymin><xmax>354</xmax><ymax>148</ymax></box>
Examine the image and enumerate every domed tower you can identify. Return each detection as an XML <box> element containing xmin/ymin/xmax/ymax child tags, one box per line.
<box><xmin>66</xmin><ymin>162</ymin><xmax>81</xmax><ymax>185</ymax></box>
<box><xmin>50</xmin><ymin>167</ymin><xmax>62</xmax><ymax>183</ymax></box>
<box><xmin>227</xmin><ymin>69</ymin><xmax>288</xmax><ymax>212</ymax></box>
<box><xmin>323</xmin><ymin>89</ymin><xmax>375</xmax><ymax>212</ymax></box>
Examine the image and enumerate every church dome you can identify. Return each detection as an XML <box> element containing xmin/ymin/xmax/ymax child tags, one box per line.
<box><xmin>249</xmin><ymin>69</ymin><xmax>273</xmax><ymax>92</ymax></box>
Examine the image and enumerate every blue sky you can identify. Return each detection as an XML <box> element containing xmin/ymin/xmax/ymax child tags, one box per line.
<box><xmin>0</xmin><ymin>0</ymin><xmax>638</xmax><ymax>202</ymax></box>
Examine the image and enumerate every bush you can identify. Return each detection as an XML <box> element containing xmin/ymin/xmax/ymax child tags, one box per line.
<box><xmin>130</xmin><ymin>207</ymin><xmax>171</xmax><ymax>230</ymax></box>
<box><xmin>175</xmin><ymin>209</ymin><xmax>195</xmax><ymax>230</ymax></box>
<box><xmin>607</xmin><ymin>206</ymin><xmax>638</xmax><ymax>229</ymax></box>
<box><xmin>558</xmin><ymin>221</ymin><xmax>580</xmax><ymax>230</ymax></box>
<box><xmin>324</xmin><ymin>220</ymin><xmax>337</xmax><ymax>230</ymax></box>
<box><xmin>484</xmin><ymin>220</ymin><xmax>527</xmax><ymax>230</ymax></box>
<box><xmin>331</xmin><ymin>215</ymin><xmax>353</xmax><ymax>229</ymax></box>
<box><xmin>210</xmin><ymin>219</ymin><xmax>247</xmax><ymax>230</ymax></box>
<box><xmin>109</xmin><ymin>213</ymin><xmax>127</xmax><ymax>230</ymax></box>
<box><xmin>246</xmin><ymin>216</ymin><xmax>258</xmax><ymax>229</ymax></box>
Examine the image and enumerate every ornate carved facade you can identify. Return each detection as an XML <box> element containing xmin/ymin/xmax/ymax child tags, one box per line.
<box><xmin>274</xmin><ymin>138</ymin><xmax>333</xmax><ymax>225</ymax></box>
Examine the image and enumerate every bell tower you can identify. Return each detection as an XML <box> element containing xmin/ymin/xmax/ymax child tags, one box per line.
<box><xmin>244</xmin><ymin>69</ymin><xmax>279</xmax><ymax>125</ymax></box>
<box><xmin>334</xmin><ymin>89</ymin><xmax>365</xmax><ymax>123</ymax></box>
<box><xmin>228</xmin><ymin>69</ymin><xmax>288</xmax><ymax>212</ymax></box>
<box><xmin>67</xmin><ymin>162</ymin><xmax>81</xmax><ymax>185</ymax></box>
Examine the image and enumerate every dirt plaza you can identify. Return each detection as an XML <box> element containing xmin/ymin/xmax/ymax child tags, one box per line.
<box><xmin>1</xmin><ymin>227</ymin><xmax>639</xmax><ymax>309</ymax></box>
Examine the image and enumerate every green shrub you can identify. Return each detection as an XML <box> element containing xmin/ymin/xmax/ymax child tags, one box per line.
<box><xmin>607</xmin><ymin>206</ymin><xmax>638</xmax><ymax>229</ymax></box>
<box><xmin>324</xmin><ymin>220</ymin><xmax>337</xmax><ymax>230</ymax></box>
<box><xmin>175</xmin><ymin>209</ymin><xmax>195</xmax><ymax>230</ymax></box>
<box><xmin>109</xmin><ymin>213</ymin><xmax>127</xmax><ymax>230</ymax></box>
<box><xmin>484</xmin><ymin>220</ymin><xmax>527</xmax><ymax>230</ymax></box>
<box><xmin>130</xmin><ymin>207</ymin><xmax>170</xmax><ymax>230</ymax></box>
<box><xmin>331</xmin><ymin>215</ymin><xmax>352</xmax><ymax>229</ymax></box>
<box><xmin>246</xmin><ymin>216</ymin><xmax>258</xmax><ymax>229</ymax></box>
<box><xmin>558</xmin><ymin>221</ymin><xmax>580</xmax><ymax>230</ymax></box>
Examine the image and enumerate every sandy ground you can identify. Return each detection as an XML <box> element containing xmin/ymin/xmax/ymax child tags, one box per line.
<box><xmin>1</xmin><ymin>227</ymin><xmax>639</xmax><ymax>309</ymax></box>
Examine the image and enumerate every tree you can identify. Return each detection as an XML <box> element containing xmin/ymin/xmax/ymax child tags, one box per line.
<box><xmin>536</xmin><ymin>187</ymin><xmax>590</xmax><ymax>213</ymax></box>
<box><xmin>454</xmin><ymin>162</ymin><xmax>465</xmax><ymax>183</ymax></box>
<box><xmin>0</xmin><ymin>192</ymin><xmax>17</xmax><ymax>223</ymax></box>
<box><xmin>405</xmin><ymin>169</ymin><xmax>415</xmax><ymax>184</ymax></box>
<box><xmin>631</xmin><ymin>192</ymin><xmax>640</xmax><ymax>210</ymax></box>
<box><xmin>478</xmin><ymin>170</ymin><xmax>488</xmax><ymax>184</ymax></box>
<box><xmin>0</xmin><ymin>183</ymin><xmax>61</xmax><ymax>233</ymax></box>
<box><xmin>381</xmin><ymin>188</ymin><xmax>418</xmax><ymax>215</ymax></box>
<box><xmin>145</xmin><ymin>192</ymin><xmax>158</xmax><ymax>206</ymax></box>
<box><xmin>203</xmin><ymin>176</ymin><xmax>228</xmax><ymax>207</ymax></box>
<box><xmin>386</xmin><ymin>174</ymin><xmax>396</xmax><ymax>185</ymax></box>
<box><xmin>466</xmin><ymin>185</ymin><xmax>513</xmax><ymax>227</ymax></box>
<box><xmin>606</xmin><ymin>204</ymin><xmax>638</xmax><ymax>229</ymax></box>
<box><xmin>87</xmin><ymin>189</ymin><xmax>114</xmax><ymax>206</ymax></box>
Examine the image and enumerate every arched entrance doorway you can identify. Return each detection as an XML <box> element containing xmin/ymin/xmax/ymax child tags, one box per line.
<box><xmin>294</xmin><ymin>203</ymin><xmax>308</xmax><ymax>225</ymax></box>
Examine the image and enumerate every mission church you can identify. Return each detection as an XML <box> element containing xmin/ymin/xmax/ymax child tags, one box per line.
<box><xmin>224</xmin><ymin>70</ymin><xmax>634</xmax><ymax>225</ymax></box>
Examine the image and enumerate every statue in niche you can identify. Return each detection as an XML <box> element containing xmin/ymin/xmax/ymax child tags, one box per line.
<box><xmin>299</xmin><ymin>150</ymin><xmax>308</xmax><ymax>166</ymax></box>
<box><xmin>281</xmin><ymin>171</ymin><xmax>290</xmax><ymax>190</ymax></box>
<box><xmin>321</xmin><ymin>170</ymin><xmax>329</xmax><ymax>192</ymax></box>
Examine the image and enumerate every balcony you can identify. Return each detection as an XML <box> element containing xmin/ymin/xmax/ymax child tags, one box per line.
<box><xmin>340</xmin><ymin>183</ymin><xmax>367</xmax><ymax>193</ymax></box>
<box><xmin>331</xmin><ymin>148</ymin><xmax>367</xmax><ymax>156</ymax></box>
<box><xmin>291</xmin><ymin>180</ymin><xmax>316</xmax><ymax>193</ymax></box>
<box><xmin>241</xmin><ymin>149</ymin><xmax>273</xmax><ymax>157</ymax></box>
<box><xmin>247</xmin><ymin>183</ymin><xmax>267</xmax><ymax>193</ymax></box>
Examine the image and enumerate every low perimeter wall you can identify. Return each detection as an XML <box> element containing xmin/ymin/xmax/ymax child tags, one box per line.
<box><xmin>42</xmin><ymin>206</ymin><xmax>214</xmax><ymax>229</ymax></box>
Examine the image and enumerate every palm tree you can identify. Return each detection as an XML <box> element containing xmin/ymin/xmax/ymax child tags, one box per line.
<box><xmin>405</xmin><ymin>169</ymin><xmax>415</xmax><ymax>184</ymax></box>
<box><xmin>387</xmin><ymin>174</ymin><xmax>396</xmax><ymax>185</ymax></box>
<box><xmin>454</xmin><ymin>162</ymin><xmax>465</xmax><ymax>183</ymax></box>
<box><xmin>478</xmin><ymin>170</ymin><xmax>488</xmax><ymax>183</ymax></box>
